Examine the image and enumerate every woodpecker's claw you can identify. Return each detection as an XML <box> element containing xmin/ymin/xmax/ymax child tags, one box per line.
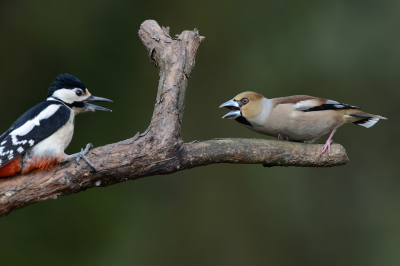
<box><xmin>70</xmin><ymin>143</ymin><xmax>97</xmax><ymax>172</ymax></box>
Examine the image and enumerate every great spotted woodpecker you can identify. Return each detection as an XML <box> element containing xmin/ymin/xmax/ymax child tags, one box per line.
<box><xmin>0</xmin><ymin>73</ymin><xmax>112</xmax><ymax>178</ymax></box>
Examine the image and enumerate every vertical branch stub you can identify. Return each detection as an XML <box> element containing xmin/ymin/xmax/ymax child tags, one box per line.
<box><xmin>138</xmin><ymin>20</ymin><xmax>204</xmax><ymax>146</ymax></box>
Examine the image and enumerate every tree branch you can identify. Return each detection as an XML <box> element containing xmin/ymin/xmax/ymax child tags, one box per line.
<box><xmin>0</xmin><ymin>20</ymin><xmax>348</xmax><ymax>217</ymax></box>
<box><xmin>181</xmin><ymin>139</ymin><xmax>348</xmax><ymax>169</ymax></box>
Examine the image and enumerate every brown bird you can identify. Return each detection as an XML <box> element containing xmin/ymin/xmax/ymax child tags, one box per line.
<box><xmin>220</xmin><ymin>91</ymin><xmax>387</xmax><ymax>155</ymax></box>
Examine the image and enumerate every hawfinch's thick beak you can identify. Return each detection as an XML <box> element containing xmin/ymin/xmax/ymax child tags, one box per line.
<box><xmin>84</xmin><ymin>95</ymin><xmax>113</xmax><ymax>112</ymax></box>
<box><xmin>219</xmin><ymin>99</ymin><xmax>241</xmax><ymax>119</ymax></box>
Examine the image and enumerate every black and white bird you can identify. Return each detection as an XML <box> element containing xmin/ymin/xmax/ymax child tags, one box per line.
<box><xmin>0</xmin><ymin>73</ymin><xmax>112</xmax><ymax>178</ymax></box>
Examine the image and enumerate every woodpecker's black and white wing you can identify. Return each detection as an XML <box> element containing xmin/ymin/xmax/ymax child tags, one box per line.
<box><xmin>0</xmin><ymin>101</ymin><xmax>71</xmax><ymax>168</ymax></box>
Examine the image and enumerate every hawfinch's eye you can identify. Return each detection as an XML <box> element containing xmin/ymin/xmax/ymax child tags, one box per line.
<box><xmin>75</xmin><ymin>90</ymin><xmax>83</xmax><ymax>96</ymax></box>
<box><xmin>242</xmin><ymin>98</ymin><xmax>249</xmax><ymax>104</ymax></box>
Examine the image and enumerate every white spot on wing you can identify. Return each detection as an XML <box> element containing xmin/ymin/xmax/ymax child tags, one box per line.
<box><xmin>334</xmin><ymin>104</ymin><xmax>345</xmax><ymax>108</ymax></box>
<box><xmin>29</xmin><ymin>140</ymin><xmax>34</xmax><ymax>146</ymax></box>
<box><xmin>294</xmin><ymin>99</ymin><xmax>320</xmax><ymax>110</ymax></box>
<box><xmin>326</xmin><ymin>99</ymin><xmax>340</xmax><ymax>104</ymax></box>
<box><xmin>17</xmin><ymin>147</ymin><xmax>24</xmax><ymax>153</ymax></box>
<box><xmin>0</xmin><ymin>147</ymin><xmax>12</xmax><ymax>157</ymax></box>
<box><xmin>10</xmin><ymin>105</ymin><xmax>61</xmax><ymax>145</ymax></box>
<box><xmin>1</xmin><ymin>141</ymin><xmax>6</xmax><ymax>145</ymax></box>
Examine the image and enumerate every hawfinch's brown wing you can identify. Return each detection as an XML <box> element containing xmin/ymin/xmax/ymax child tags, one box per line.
<box><xmin>272</xmin><ymin>95</ymin><xmax>359</xmax><ymax>112</ymax></box>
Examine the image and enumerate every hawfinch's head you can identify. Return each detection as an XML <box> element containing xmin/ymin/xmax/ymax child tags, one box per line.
<box><xmin>219</xmin><ymin>91</ymin><xmax>265</xmax><ymax>124</ymax></box>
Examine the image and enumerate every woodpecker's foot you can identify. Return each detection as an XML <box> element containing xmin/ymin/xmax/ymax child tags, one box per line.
<box><xmin>69</xmin><ymin>143</ymin><xmax>97</xmax><ymax>172</ymax></box>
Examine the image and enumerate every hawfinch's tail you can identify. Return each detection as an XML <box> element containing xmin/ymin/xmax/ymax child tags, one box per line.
<box><xmin>345</xmin><ymin>110</ymin><xmax>387</xmax><ymax>128</ymax></box>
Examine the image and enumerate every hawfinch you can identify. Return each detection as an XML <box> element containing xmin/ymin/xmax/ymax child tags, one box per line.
<box><xmin>220</xmin><ymin>92</ymin><xmax>387</xmax><ymax>155</ymax></box>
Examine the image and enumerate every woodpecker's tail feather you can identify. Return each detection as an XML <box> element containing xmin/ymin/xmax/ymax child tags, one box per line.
<box><xmin>345</xmin><ymin>110</ymin><xmax>387</xmax><ymax>128</ymax></box>
<box><xmin>0</xmin><ymin>157</ymin><xmax>22</xmax><ymax>178</ymax></box>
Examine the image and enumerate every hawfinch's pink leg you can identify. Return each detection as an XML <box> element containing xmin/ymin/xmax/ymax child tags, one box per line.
<box><xmin>320</xmin><ymin>129</ymin><xmax>336</xmax><ymax>155</ymax></box>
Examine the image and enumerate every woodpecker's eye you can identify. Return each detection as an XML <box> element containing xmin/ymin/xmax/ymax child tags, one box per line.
<box><xmin>242</xmin><ymin>98</ymin><xmax>249</xmax><ymax>104</ymax></box>
<box><xmin>75</xmin><ymin>90</ymin><xmax>84</xmax><ymax>96</ymax></box>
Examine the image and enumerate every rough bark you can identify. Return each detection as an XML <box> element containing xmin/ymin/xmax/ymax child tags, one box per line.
<box><xmin>0</xmin><ymin>20</ymin><xmax>348</xmax><ymax>217</ymax></box>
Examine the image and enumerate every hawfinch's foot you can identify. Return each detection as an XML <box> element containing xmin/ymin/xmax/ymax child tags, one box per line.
<box><xmin>320</xmin><ymin>139</ymin><xmax>333</xmax><ymax>155</ymax></box>
<box><xmin>319</xmin><ymin>130</ymin><xmax>336</xmax><ymax>156</ymax></box>
<box><xmin>278</xmin><ymin>134</ymin><xmax>289</xmax><ymax>141</ymax></box>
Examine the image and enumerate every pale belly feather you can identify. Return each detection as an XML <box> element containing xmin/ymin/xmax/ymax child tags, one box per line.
<box><xmin>252</xmin><ymin>105</ymin><xmax>343</xmax><ymax>142</ymax></box>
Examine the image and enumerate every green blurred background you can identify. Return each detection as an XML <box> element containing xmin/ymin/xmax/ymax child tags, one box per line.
<box><xmin>0</xmin><ymin>1</ymin><xmax>399</xmax><ymax>265</ymax></box>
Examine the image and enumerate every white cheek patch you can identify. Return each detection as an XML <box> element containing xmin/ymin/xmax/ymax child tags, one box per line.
<box><xmin>52</xmin><ymin>88</ymin><xmax>85</xmax><ymax>104</ymax></box>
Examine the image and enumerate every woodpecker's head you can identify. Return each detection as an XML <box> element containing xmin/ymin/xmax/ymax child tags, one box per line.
<box><xmin>47</xmin><ymin>73</ymin><xmax>112</xmax><ymax>114</ymax></box>
<box><xmin>219</xmin><ymin>91</ymin><xmax>265</xmax><ymax>126</ymax></box>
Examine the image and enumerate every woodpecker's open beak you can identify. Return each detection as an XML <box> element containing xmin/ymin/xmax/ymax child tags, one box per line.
<box><xmin>84</xmin><ymin>95</ymin><xmax>113</xmax><ymax>112</ymax></box>
<box><xmin>219</xmin><ymin>99</ymin><xmax>241</xmax><ymax>119</ymax></box>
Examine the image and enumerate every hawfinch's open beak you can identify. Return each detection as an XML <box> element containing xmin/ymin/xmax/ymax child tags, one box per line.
<box><xmin>219</xmin><ymin>99</ymin><xmax>241</xmax><ymax>119</ymax></box>
<box><xmin>84</xmin><ymin>95</ymin><xmax>113</xmax><ymax>112</ymax></box>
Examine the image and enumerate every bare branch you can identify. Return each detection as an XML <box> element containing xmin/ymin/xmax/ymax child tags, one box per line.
<box><xmin>0</xmin><ymin>20</ymin><xmax>348</xmax><ymax>217</ymax></box>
